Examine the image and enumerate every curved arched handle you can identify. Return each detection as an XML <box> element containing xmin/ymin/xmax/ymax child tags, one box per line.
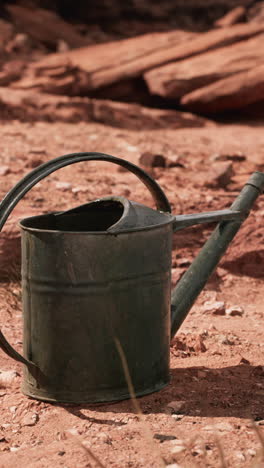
<box><xmin>0</xmin><ymin>152</ymin><xmax>171</xmax><ymax>368</ymax></box>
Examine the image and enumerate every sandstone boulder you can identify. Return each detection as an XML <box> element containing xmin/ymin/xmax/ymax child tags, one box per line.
<box><xmin>144</xmin><ymin>33</ymin><xmax>264</xmax><ymax>99</ymax></box>
<box><xmin>10</xmin><ymin>23</ymin><xmax>264</xmax><ymax>94</ymax></box>
<box><xmin>181</xmin><ymin>64</ymin><xmax>264</xmax><ymax>113</ymax></box>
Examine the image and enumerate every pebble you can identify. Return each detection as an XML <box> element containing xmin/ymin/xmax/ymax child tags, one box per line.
<box><xmin>66</xmin><ymin>427</ymin><xmax>80</xmax><ymax>436</ymax></box>
<box><xmin>171</xmin><ymin>445</ymin><xmax>186</xmax><ymax>454</ymax></box>
<box><xmin>225</xmin><ymin>305</ymin><xmax>244</xmax><ymax>316</ymax></box>
<box><xmin>126</xmin><ymin>145</ymin><xmax>138</xmax><ymax>153</ymax></box>
<box><xmin>0</xmin><ymin>165</ymin><xmax>10</xmax><ymax>175</ymax></box>
<box><xmin>218</xmin><ymin>334</ymin><xmax>235</xmax><ymax>345</ymax></box>
<box><xmin>21</xmin><ymin>412</ymin><xmax>38</xmax><ymax>427</ymax></box>
<box><xmin>154</xmin><ymin>433</ymin><xmax>177</xmax><ymax>442</ymax></box>
<box><xmin>0</xmin><ymin>370</ymin><xmax>19</xmax><ymax>385</ymax></box>
<box><xmin>55</xmin><ymin>181</ymin><xmax>72</xmax><ymax>190</ymax></box>
<box><xmin>205</xmin><ymin>161</ymin><xmax>233</xmax><ymax>188</ymax></box>
<box><xmin>247</xmin><ymin>448</ymin><xmax>256</xmax><ymax>456</ymax></box>
<box><xmin>166</xmin><ymin>464</ymin><xmax>182</xmax><ymax>468</ymax></box>
<box><xmin>172</xmin><ymin>414</ymin><xmax>184</xmax><ymax>421</ymax></box>
<box><xmin>9</xmin><ymin>406</ymin><xmax>17</xmax><ymax>413</ymax></box>
<box><xmin>72</xmin><ymin>185</ymin><xmax>88</xmax><ymax>193</ymax></box>
<box><xmin>139</xmin><ymin>152</ymin><xmax>166</xmax><ymax>168</ymax></box>
<box><xmin>235</xmin><ymin>451</ymin><xmax>245</xmax><ymax>461</ymax></box>
<box><xmin>202</xmin><ymin>301</ymin><xmax>226</xmax><ymax>315</ymax></box>
<box><xmin>166</xmin><ymin>400</ymin><xmax>185</xmax><ymax>413</ymax></box>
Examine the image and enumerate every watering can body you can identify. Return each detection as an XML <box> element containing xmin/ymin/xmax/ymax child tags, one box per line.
<box><xmin>20</xmin><ymin>205</ymin><xmax>173</xmax><ymax>402</ymax></box>
<box><xmin>0</xmin><ymin>152</ymin><xmax>264</xmax><ymax>403</ymax></box>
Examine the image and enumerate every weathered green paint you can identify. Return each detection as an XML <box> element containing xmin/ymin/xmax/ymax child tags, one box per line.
<box><xmin>20</xmin><ymin>219</ymin><xmax>172</xmax><ymax>402</ymax></box>
<box><xmin>0</xmin><ymin>152</ymin><xmax>263</xmax><ymax>403</ymax></box>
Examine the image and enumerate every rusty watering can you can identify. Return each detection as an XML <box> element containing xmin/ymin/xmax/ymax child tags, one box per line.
<box><xmin>0</xmin><ymin>152</ymin><xmax>263</xmax><ymax>403</ymax></box>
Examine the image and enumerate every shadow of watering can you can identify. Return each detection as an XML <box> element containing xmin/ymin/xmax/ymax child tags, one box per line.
<box><xmin>0</xmin><ymin>152</ymin><xmax>264</xmax><ymax>403</ymax></box>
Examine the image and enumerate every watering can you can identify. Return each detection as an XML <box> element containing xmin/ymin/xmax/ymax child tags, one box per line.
<box><xmin>0</xmin><ymin>152</ymin><xmax>263</xmax><ymax>403</ymax></box>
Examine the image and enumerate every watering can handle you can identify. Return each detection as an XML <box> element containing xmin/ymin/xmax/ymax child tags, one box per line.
<box><xmin>0</xmin><ymin>152</ymin><xmax>171</xmax><ymax>369</ymax></box>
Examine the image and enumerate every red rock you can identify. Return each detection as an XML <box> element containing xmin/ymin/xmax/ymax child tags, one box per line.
<box><xmin>145</xmin><ymin>33</ymin><xmax>264</xmax><ymax>99</ymax></box>
<box><xmin>181</xmin><ymin>63</ymin><xmax>264</xmax><ymax>112</ymax></box>
<box><xmin>214</xmin><ymin>6</ymin><xmax>246</xmax><ymax>27</ymax></box>
<box><xmin>6</xmin><ymin>5</ymin><xmax>87</xmax><ymax>49</ymax></box>
<box><xmin>226</xmin><ymin>305</ymin><xmax>244</xmax><ymax>316</ymax></box>
<box><xmin>202</xmin><ymin>301</ymin><xmax>226</xmax><ymax>315</ymax></box>
<box><xmin>11</xmin><ymin>23</ymin><xmax>264</xmax><ymax>93</ymax></box>
<box><xmin>0</xmin><ymin>87</ymin><xmax>210</xmax><ymax>129</ymax></box>
<box><xmin>205</xmin><ymin>162</ymin><xmax>234</xmax><ymax>188</ymax></box>
<box><xmin>0</xmin><ymin>165</ymin><xmax>10</xmax><ymax>176</ymax></box>
<box><xmin>139</xmin><ymin>152</ymin><xmax>166</xmax><ymax>168</ymax></box>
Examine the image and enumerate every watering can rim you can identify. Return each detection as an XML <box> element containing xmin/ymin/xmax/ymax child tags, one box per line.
<box><xmin>19</xmin><ymin>195</ymin><xmax>174</xmax><ymax>236</ymax></box>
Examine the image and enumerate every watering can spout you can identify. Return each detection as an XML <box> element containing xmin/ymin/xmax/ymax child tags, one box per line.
<box><xmin>170</xmin><ymin>172</ymin><xmax>264</xmax><ymax>339</ymax></box>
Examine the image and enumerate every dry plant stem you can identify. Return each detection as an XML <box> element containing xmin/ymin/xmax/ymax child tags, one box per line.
<box><xmin>80</xmin><ymin>442</ymin><xmax>107</xmax><ymax>468</ymax></box>
<box><xmin>251</xmin><ymin>420</ymin><xmax>264</xmax><ymax>464</ymax></box>
<box><xmin>115</xmin><ymin>338</ymin><xmax>166</xmax><ymax>468</ymax></box>
<box><xmin>214</xmin><ymin>434</ymin><xmax>228</xmax><ymax>468</ymax></box>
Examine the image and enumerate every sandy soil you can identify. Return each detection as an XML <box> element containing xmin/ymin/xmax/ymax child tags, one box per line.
<box><xmin>0</xmin><ymin>119</ymin><xmax>263</xmax><ymax>467</ymax></box>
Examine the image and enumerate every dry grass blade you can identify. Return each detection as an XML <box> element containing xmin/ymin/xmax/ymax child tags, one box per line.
<box><xmin>214</xmin><ymin>434</ymin><xmax>228</xmax><ymax>468</ymax></box>
<box><xmin>114</xmin><ymin>338</ymin><xmax>166</xmax><ymax>468</ymax></box>
<box><xmin>81</xmin><ymin>442</ymin><xmax>107</xmax><ymax>468</ymax></box>
<box><xmin>251</xmin><ymin>420</ymin><xmax>264</xmax><ymax>464</ymax></box>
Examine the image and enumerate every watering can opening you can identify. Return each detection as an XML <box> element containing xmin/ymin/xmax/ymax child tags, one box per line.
<box><xmin>20</xmin><ymin>195</ymin><xmax>173</xmax><ymax>234</ymax></box>
<box><xmin>20</xmin><ymin>198</ymin><xmax>129</xmax><ymax>233</ymax></box>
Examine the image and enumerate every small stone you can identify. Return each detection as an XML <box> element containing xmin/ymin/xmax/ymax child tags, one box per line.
<box><xmin>126</xmin><ymin>145</ymin><xmax>138</xmax><ymax>153</ymax></box>
<box><xmin>171</xmin><ymin>445</ymin><xmax>186</xmax><ymax>454</ymax></box>
<box><xmin>154</xmin><ymin>433</ymin><xmax>177</xmax><ymax>442</ymax></box>
<box><xmin>0</xmin><ymin>370</ymin><xmax>19</xmax><ymax>385</ymax></box>
<box><xmin>226</xmin><ymin>305</ymin><xmax>244</xmax><ymax>316</ymax></box>
<box><xmin>166</xmin><ymin>401</ymin><xmax>185</xmax><ymax>413</ymax></box>
<box><xmin>0</xmin><ymin>165</ymin><xmax>10</xmax><ymax>176</ymax></box>
<box><xmin>72</xmin><ymin>185</ymin><xmax>88</xmax><ymax>194</ymax></box>
<box><xmin>98</xmin><ymin>432</ymin><xmax>112</xmax><ymax>444</ymax></box>
<box><xmin>218</xmin><ymin>334</ymin><xmax>235</xmax><ymax>345</ymax></box>
<box><xmin>235</xmin><ymin>452</ymin><xmax>245</xmax><ymax>461</ymax></box>
<box><xmin>205</xmin><ymin>162</ymin><xmax>233</xmax><ymax>188</ymax></box>
<box><xmin>166</xmin><ymin>464</ymin><xmax>182</xmax><ymax>468</ymax></box>
<box><xmin>247</xmin><ymin>449</ymin><xmax>256</xmax><ymax>456</ymax></box>
<box><xmin>10</xmin><ymin>446</ymin><xmax>20</xmax><ymax>452</ymax></box>
<box><xmin>166</xmin><ymin>155</ymin><xmax>185</xmax><ymax>168</ymax></box>
<box><xmin>57</xmin><ymin>450</ymin><xmax>66</xmax><ymax>456</ymax></box>
<box><xmin>172</xmin><ymin>414</ymin><xmax>184</xmax><ymax>421</ymax></box>
<box><xmin>21</xmin><ymin>412</ymin><xmax>38</xmax><ymax>427</ymax></box>
<box><xmin>202</xmin><ymin>301</ymin><xmax>226</xmax><ymax>315</ymax></box>
<box><xmin>66</xmin><ymin>427</ymin><xmax>80</xmax><ymax>436</ymax></box>
<box><xmin>192</xmin><ymin>448</ymin><xmax>204</xmax><ymax>456</ymax></box>
<box><xmin>55</xmin><ymin>181</ymin><xmax>72</xmax><ymax>190</ymax></box>
<box><xmin>26</xmin><ymin>157</ymin><xmax>44</xmax><ymax>168</ymax></box>
<box><xmin>139</xmin><ymin>152</ymin><xmax>166</xmax><ymax>168</ymax></box>
<box><xmin>197</xmin><ymin>370</ymin><xmax>207</xmax><ymax>378</ymax></box>
<box><xmin>9</xmin><ymin>406</ymin><xmax>17</xmax><ymax>413</ymax></box>
<box><xmin>239</xmin><ymin>357</ymin><xmax>250</xmax><ymax>365</ymax></box>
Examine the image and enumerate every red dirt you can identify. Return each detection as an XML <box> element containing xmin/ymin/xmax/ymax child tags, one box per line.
<box><xmin>0</xmin><ymin>120</ymin><xmax>264</xmax><ymax>467</ymax></box>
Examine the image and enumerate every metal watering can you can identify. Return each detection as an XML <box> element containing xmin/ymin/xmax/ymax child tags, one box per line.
<box><xmin>0</xmin><ymin>152</ymin><xmax>263</xmax><ymax>403</ymax></box>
